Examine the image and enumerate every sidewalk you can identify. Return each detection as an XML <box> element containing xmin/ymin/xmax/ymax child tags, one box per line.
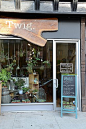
<box><xmin>0</xmin><ymin>111</ymin><xmax>86</xmax><ymax>129</ymax></box>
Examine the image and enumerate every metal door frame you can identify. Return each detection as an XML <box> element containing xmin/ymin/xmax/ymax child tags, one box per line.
<box><xmin>0</xmin><ymin>38</ymin><xmax>81</xmax><ymax>112</ymax></box>
<box><xmin>52</xmin><ymin>39</ymin><xmax>81</xmax><ymax>111</ymax></box>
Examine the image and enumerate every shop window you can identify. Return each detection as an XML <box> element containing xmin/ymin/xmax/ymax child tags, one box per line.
<box><xmin>0</xmin><ymin>39</ymin><xmax>53</xmax><ymax>104</ymax></box>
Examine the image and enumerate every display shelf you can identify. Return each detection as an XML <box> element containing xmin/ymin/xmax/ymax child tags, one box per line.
<box><xmin>29</xmin><ymin>74</ymin><xmax>39</xmax><ymax>91</ymax></box>
<box><xmin>62</xmin><ymin>96</ymin><xmax>76</xmax><ymax>98</ymax></box>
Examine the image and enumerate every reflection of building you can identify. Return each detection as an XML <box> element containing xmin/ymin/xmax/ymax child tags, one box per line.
<box><xmin>0</xmin><ymin>1</ymin><xmax>86</xmax><ymax>112</ymax></box>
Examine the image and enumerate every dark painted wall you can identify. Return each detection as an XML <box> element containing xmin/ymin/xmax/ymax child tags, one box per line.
<box><xmin>42</xmin><ymin>19</ymin><xmax>80</xmax><ymax>39</ymax></box>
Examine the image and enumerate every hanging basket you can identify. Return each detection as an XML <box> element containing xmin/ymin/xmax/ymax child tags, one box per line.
<box><xmin>0</xmin><ymin>58</ymin><xmax>5</xmax><ymax>63</ymax></box>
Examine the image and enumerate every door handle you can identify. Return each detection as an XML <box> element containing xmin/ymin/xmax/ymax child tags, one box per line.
<box><xmin>54</xmin><ymin>79</ymin><xmax>58</xmax><ymax>88</ymax></box>
<box><xmin>56</xmin><ymin>79</ymin><xmax>58</xmax><ymax>88</ymax></box>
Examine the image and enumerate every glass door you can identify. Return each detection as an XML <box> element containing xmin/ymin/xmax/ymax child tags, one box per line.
<box><xmin>53</xmin><ymin>40</ymin><xmax>80</xmax><ymax>110</ymax></box>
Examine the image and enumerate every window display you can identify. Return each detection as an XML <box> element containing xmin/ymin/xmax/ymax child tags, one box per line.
<box><xmin>0</xmin><ymin>39</ymin><xmax>53</xmax><ymax>104</ymax></box>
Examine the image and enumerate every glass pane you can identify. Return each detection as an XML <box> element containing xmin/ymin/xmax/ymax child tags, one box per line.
<box><xmin>0</xmin><ymin>39</ymin><xmax>53</xmax><ymax>104</ymax></box>
<box><xmin>56</xmin><ymin>43</ymin><xmax>76</xmax><ymax>107</ymax></box>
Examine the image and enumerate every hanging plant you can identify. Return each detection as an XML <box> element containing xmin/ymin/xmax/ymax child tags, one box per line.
<box><xmin>13</xmin><ymin>43</ymin><xmax>16</xmax><ymax>64</ymax></box>
<box><xmin>40</xmin><ymin>65</ymin><xmax>44</xmax><ymax>70</ymax></box>
<box><xmin>6</xmin><ymin>63</ymin><xmax>14</xmax><ymax>72</ymax></box>
<box><xmin>19</xmin><ymin>43</ymin><xmax>25</xmax><ymax>57</ymax></box>
<box><xmin>26</xmin><ymin>57</ymin><xmax>40</xmax><ymax>73</ymax></box>
<box><xmin>0</xmin><ymin>43</ymin><xmax>5</xmax><ymax>63</ymax></box>
<box><xmin>43</xmin><ymin>60</ymin><xmax>51</xmax><ymax>68</ymax></box>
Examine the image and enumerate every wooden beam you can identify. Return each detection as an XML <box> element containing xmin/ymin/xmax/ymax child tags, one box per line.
<box><xmin>35</xmin><ymin>0</ymin><xmax>40</xmax><ymax>10</ymax></box>
<box><xmin>15</xmin><ymin>0</ymin><xmax>21</xmax><ymax>10</ymax></box>
<box><xmin>71</xmin><ymin>0</ymin><xmax>78</xmax><ymax>11</ymax></box>
<box><xmin>81</xmin><ymin>17</ymin><xmax>86</xmax><ymax>111</ymax></box>
<box><xmin>53</xmin><ymin>0</ymin><xmax>59</xmax><ymax>11</ymax></box>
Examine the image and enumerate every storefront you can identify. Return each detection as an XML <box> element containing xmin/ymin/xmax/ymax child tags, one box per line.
<box><xmin>0</xmin><ymin>16</ymin><xmax>82</xmax><ymax>112</ymax></box>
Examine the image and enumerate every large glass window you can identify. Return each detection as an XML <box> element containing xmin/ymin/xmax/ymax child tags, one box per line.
<box><xmin>0</xmin><ymin>39</ymin><xmax>53</xmax><ymax>104</ymax></box>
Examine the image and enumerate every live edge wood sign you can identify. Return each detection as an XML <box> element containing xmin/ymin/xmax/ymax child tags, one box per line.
<box><xmin>0</xmin><ymin>18</ymin><xmax>58</xmax><ymax>46</ymax></box>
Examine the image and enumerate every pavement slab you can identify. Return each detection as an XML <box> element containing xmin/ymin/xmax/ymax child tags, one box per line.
<box><xmin>0</xmin><ymin>111</ymin><xmax>86</xmax><ymax>129</ymax></box>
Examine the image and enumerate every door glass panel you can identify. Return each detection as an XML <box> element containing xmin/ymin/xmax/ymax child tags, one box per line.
<box><xmin>56</xmin><ymin>43</ymin><xmax>76</xmax><ymax>107</ymax></box>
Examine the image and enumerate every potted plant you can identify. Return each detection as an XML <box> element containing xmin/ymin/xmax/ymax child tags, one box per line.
<box><xmin>22</xmin><ymin>87</ymin><xmax>29</xmax><ymax>94</ymax></box>
<box><xmin>32</xmin><ymin>89</ymin><xmax>38</xmax><ymax>94</ymax></box>
<box><xmin>14</xmin><ymin>78</ymin><xmax>25</xmax><ymax>94</ymax></box>
<box><xmin>0</xmin><ymin>69</ymin><xmax>11</xmax><ymax>104</ymax></box>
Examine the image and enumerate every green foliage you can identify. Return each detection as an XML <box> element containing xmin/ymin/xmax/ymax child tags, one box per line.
<box><xmin>14</xmin><ymin>78</ymin><xmax>25</xmax><ymax>89</ymax></box>
<box><xmin>0</xmin><ymin>69</ymin><xmax>11</xmax><ymax>86</ymax></box>
<box><xmin>19</xmin><ymin>49</ymin><xmax>25</xmax><ymax>57</ymax></box>
<box><xmin>6</xmin><ymin>63</ymin><xmax>14</xmax><ymax>72</ymax></box>
<box><xmin>43</xmin><ymin>60</ymin><xmax>51</xmax><ymax>68</ymax></box>
<box><xmin>32</xmin><ymin>89</ymin><xmax>38</xmax><ymax>93</ymax></box>
<box><xmin>22</xmin><ymin>87</ymin><xmax>29</xmax><ymax>93</ymax></box>
<box><xmin>0</xmin><ymin>49</ymin><xmax>6</xmax><ymax>63</ymax></box>
<box><xmin>26</xmin><ymin>57</ymin><xmax>40</xmax><ymax>73</ymax></box>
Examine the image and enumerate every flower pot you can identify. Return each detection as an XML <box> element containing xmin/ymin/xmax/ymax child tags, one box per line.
<box><xmin>19</xmin><ymin>89</ymin><xmax>23</xmax><ymax>95</ymax></box>
<box><xmin>1</xmin><ymin>87</ymin><xmax>11</xmax><ymax>104</ymax></box>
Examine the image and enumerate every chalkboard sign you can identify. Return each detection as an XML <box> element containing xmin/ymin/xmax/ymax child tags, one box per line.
<box><xmin>61</xmin><ymin>74</ymin><xmax>77</xmax><ymax>118</ymax></box>
<box><xmin>63</xmin><ymin>76</ymin><xmax>75</xmax><ymax>96</ymax></box>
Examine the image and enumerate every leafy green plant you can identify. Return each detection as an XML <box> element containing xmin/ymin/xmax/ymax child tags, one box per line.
<box><xmin>26</xmin><ymin>57</ymin><xmax>40</xmax><ymax>73</ymax></box>
<box><xmin>22</xmin><ymin>87</ymin><xmax>29</xmax><ymax>94</ymax></box>
<box><xmin>0</xmin><ymin>69</ymin><xmax>11</xmax><ymax>86</ymax></box>
<box><xmin>32</xmin><ymin>89</ymin><xmax>38</xmax><ymax>93</ymax></box>
<box><xmin>6</xmin><ymin>63</ymin><xmax>14</xmax><ymax>72</ymax></box>
<box><xmin>14</xmin><ymin>78</ymin><xmax>25</xmax><ymax>89</ymax></box>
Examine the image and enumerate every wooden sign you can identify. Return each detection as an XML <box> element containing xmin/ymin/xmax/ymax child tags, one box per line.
<box><xmin>0</xmin><ymin>18</ymin><xmax>58</xmax><ymax>46</ymax></box>
<box><xmin>60</xmin><ymin>63</ymin><xmax>73</xmax><ymax>73</ymax></box>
